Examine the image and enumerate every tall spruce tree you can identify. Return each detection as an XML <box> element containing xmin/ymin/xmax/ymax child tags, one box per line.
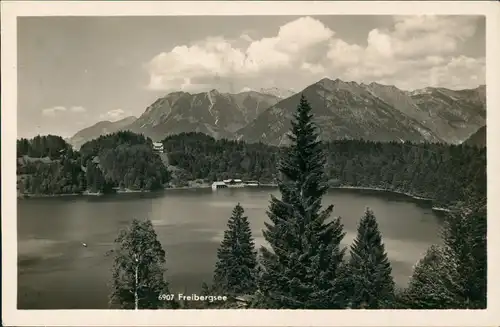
<box><xmin>257</xmin><ymin>94</ymin><xmax>348</xmax><ymax>309</ymax></box>
<box><xmin>347</xmin><ymin>208</ymin><xmax>395</xmax><ymax>308</ymax></box>
<box><xmin>213</xmin><ymin>203</ymin><xmax>258</xmax><ymax>296</ymax></box>
<box><xmin>109</xmin><ymin>219</ymin><xmax>175</xmax><ymax>309</ymax></box>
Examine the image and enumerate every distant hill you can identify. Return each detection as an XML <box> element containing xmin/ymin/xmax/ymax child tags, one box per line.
<box><xmin>68</xmin><ymin>116</ymin><xmax>137</xmax><ymax>149</ymax></box>
<box><xmin>464</xmin><ymin>126</ymin><xmax>486</xmax><ymax>147</ymax></box>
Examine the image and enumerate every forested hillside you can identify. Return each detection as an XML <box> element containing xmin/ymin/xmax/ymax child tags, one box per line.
<box><xmin>17</xmin><ymin>132</ymin><xmax>170</xmax><ymax>195</ymax></box>
<box><xmin>163</xmin><ymin>133</ymin><xmax>280</xmax><ymax>183</ymax></box>
<box><xmin>17</xmin><ymin>135</ymin><xmax>72</xmax><ymax>159</ymax></box>
<box><xmin>80</xmin><ymin>131</ymin><xmax>170</xmax><ymax>192</ymax></box>
<box><xmin>163</xmin><ymin>132</ymin><xmax>486</xmax><ymax>207</ymax></box>
<box><xmin>17</xmin><ymin>135</ymin><xmax>86</xmax><ymax>195</ymax></box>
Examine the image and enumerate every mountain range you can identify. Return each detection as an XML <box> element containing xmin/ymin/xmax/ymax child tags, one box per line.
<box><xmin>68</xmin><ymin>78</ymin><xmax>486</xmax><ymax>148</ymax></box>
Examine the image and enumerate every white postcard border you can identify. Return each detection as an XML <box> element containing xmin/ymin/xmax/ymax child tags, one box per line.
<box><xmin>2</xmin><ymin>1</ymin><xmax>499</xmax><ymax>326</ymax></box>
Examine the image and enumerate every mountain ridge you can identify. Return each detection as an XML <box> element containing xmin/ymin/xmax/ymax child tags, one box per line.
<box><xmin>123</xmin><ymin>89</ymin><xmax>281</xmax><ymax>141</ymax></box>
<box><xmin>68</xmin><ymin>78</ymin><xmax>486</xmax><ymax>147</ymax></box>
<box><xmin>237</xmin><ymin>78</ymin><xmax>443</xmax><ymax>146</ymax></box>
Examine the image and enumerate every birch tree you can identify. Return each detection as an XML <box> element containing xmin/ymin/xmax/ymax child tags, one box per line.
<box><xmin>109</xmin><ymin>219</ymin><xmax>175</xmax><ymax>309</ymax></box>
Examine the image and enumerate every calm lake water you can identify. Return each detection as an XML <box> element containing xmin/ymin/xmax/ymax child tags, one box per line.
<box><xmin>17</xmin><ymin>187</ymin><xmax>443</xmax><ymax>309</ymax></box>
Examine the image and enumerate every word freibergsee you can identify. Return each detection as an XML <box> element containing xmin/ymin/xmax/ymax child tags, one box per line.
<box><xmin>158</xmin><ymin>293</ymin><xmax>228</xmax><ymax>302</ymax></box>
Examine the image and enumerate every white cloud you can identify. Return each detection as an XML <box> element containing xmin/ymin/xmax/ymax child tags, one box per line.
<box><xmin>301</xmin><ymin>62</ymin><xmax>325</xmax><ymax>74</ymax></box>
<box><xmin>42</xmin><ymin>105</ymin><xmax>87</xmax><ymax>116</ymax></box>
<box><xmin>240</xmin><ymin>86</ymin><xmax>253</xmax><ymax>92</ymax></box>
<box><xmin>70</xmin><ymin>106</ymin><xmax>86</xmax><ymax>113</ymax></box>
<box><xmin>146</xmin><ymin>15</ymin><xmax>484</xmax><ymax>92</ymax></box>
<box><xmin>99</xmin><ymin>109</ymin><xmax>129</xmax><ymax>121</ymax></box>
<box><xmin>42</xmin><ymin>106</ymin><xmax>67</xmax><ymax>116</ymax></box>
<box><xmin>240</xmin><ymin>34</ymin><xmax>253</xmax><ymax>43</ymax></box>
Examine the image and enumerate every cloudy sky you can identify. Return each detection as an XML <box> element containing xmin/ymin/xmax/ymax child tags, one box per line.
<box><xmin>18</xmin><ymin>15</ymin><xmax>485</xmax><ymax>138</ymax></box>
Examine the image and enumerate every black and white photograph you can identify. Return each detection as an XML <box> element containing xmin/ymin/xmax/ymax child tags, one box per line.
<box><xmin>2</xmin><ymin>1</ymin><xmax>499</xmax><ymax>326</ymax></box>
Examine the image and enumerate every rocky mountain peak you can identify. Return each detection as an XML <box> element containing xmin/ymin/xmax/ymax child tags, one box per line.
<box><xmin>316</xmin><ymin>77</ymin><xmax>358</xmax><ymax>92</ymax></box>
<box><xmin>259</xmin><ymin>87</ymin><xmax>295</xmax><ymax>99</ymax></box>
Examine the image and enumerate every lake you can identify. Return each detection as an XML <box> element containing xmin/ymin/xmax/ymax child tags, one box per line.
<box><xmin>17</xmin><ymin>187</ymin><xmax>443</xmax><ymax>309</ymax></box>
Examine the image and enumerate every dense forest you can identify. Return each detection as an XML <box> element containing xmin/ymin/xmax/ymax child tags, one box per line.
<box><xmin>17</xmin><ymin>134</ymin><xmax>72</xmax><ymax>159</ymax></box>
<box><xmin>163</xmin><ymin>132</ymin><xmax>486</xmax><ymax>208</ymax></box>
<box><xmin>17</xmin><ymin>135</ymin><xmax>86</xmax><ymax>194</ymax></box>
<box><xmin>163</xmin><ymin>133</ymin><xmax>279</xmax><ymax>183</ymax></box>
<box><xmin>17</xmin><ymin>132</ymin><xmax>170</xmax><ymax>195</ymax></box>
<box><xmin>17</xmin><ymin>129</ymin><xmax>486</xmax><ymax>210</ymax></box>
<box><xmin>80</xmin><ymin>132</ymin><xmax>170</xmax><ymax>192</ymax></box>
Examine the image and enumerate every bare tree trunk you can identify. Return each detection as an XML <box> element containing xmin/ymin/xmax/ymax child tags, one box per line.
<box><xmin>135</xmin><ymin>263</ymin><xmax>138</xmax><ymax>309</ymax></box>
<box><xmin>134</xmin><ymin>256</ymin><xmax>139</xmax><ymax>310</ymax></box>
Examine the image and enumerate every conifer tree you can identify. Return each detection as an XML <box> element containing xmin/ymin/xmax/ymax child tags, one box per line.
<box><xmin>180</xmin><ymin>286</ymin><xmax>190</xmax><ymax>308</ymax></box>
<box><xmin>213</xmin><ymin>203</ymin><xmax>258</xmax><ymax>296</ymax></box>
<box><xmin>109</xmin><ymin>219</ymin><xmax>175</xmax><ymax>309</ymax></box>
<box><xmin>347</xmin><ymin>208</ymin><xmax>395</xmax><ymax>308</ymax></box>
<box><xmin>200</xmin><ymin>282</ymin><xmax>213</xmax><ymax>308</ymax></box>
<box><xmin>405</xmin><ymin>201</ymin><xmax>486</xmax><ymax>309</ymax></box>
<box><xmin>403</xmin><ymin>244</ymin><xmax>463</xmax><ymax>309</ymax></box>
<box><xmin>257</xmin><ymin>94</ymin><xmax>348</xmax><ymax>309</ymax></box>
<box><xmin>442</xmin><ymin>201</ymin><xmax>486</xmax><ymax>308</ymax></box>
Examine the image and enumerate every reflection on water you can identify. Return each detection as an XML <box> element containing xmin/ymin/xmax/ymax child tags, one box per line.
<box><xmin>17</xmin><ymin>188</ymin><xmax>442</xmax><ymax>309</ymax></box>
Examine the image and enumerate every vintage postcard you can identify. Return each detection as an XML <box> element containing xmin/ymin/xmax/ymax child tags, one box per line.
<box><xmin>1</xmin><ymin>0</ymin><xmax>499</xmax><ymax>326</ymax></box>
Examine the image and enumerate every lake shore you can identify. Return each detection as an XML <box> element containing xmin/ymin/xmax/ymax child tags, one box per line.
<box><xmin>329</xmin><ymin>186</ymin><xmax>450</xmax><ymax>213</ymax></box>
<box><xmin>17</xmin><ymin>192</ymin><xmax>82</xmax><ymax>199</ymax></box>
<box><xmin>18</xmin><ymin>183</ymin><xmax>452</xmax><ymax>213</ymax></box>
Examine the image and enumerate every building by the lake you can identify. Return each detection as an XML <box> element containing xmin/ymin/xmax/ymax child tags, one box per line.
<box><xmin>211</xmin><ymin>181</ymin><xmax>228</xmax><ymax>190</ymax></box>
<box><xmin>153</xmin><ymin>142</ymin><xmax>164</xmax><ymax>153</ymax></box>
<box><xmin>211</xmin><ymin>179</ymin><xmax>259</xmax><ymax>190</ymax></box>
